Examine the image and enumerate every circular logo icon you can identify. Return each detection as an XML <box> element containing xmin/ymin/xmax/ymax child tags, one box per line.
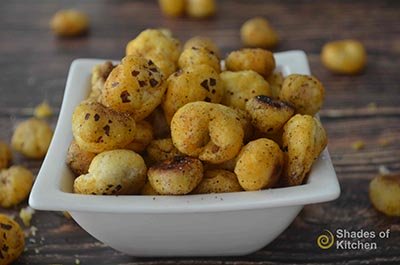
<box><xmin>317</xmin><ymin>229</ymin><xmax>335</xmax><ymax>249</ymax></box>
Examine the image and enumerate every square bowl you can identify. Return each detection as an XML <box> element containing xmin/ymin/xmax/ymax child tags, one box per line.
<box><xmin>29</xmin><ymin>50</ymin><xmax>340</xmax><ymax>257</ymax></box>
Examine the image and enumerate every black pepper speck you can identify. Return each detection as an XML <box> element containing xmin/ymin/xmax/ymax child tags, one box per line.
<box><xmin>200</xmin><ymin>79</ymin><xmax>209</xmax><ymax>91</ymax></box>
<box><xmin>149</xmin><ymin>78</ymin><xmax>159</xmax><ymax>87</ymax></box>
<box><xmin>103</xmin><ymin>125</ymin><xmax>110</xmax><ymax>136</ymax></box>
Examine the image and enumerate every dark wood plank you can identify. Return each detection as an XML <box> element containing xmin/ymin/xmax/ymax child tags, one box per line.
<box><xmin>0</xmin><ymin>0</ymin><xmax>399</xmax><ymax>264</ymax></box>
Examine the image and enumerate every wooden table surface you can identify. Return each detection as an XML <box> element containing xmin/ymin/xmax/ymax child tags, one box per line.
<box><xmin>1</xmin><ymin>0</ymin><xmax>399</xmax><ymax>264</ymax></box>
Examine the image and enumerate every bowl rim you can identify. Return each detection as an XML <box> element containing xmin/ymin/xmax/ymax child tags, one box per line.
<box><xmin>29</xmin><ymin>50</ymin><xmax>340</xmax><ymax>214</ymax></box>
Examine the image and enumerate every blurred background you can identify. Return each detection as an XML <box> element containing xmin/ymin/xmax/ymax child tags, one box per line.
<box><xmin>0</xmin><ymin>0</ymin><xmax>398</xmax><ymax>110</ymax></box>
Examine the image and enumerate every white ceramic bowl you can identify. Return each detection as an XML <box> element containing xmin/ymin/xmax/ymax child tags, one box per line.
<box><xmin>29</xmin><ymin>50</ymin><xmax>340</xmax><ymax>257</ymax></box>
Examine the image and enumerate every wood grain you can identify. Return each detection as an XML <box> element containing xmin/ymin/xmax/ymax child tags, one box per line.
<box><xmin>0</xmin><ymin>0</ymin><xmax>399</xmax><ymax>264</ymax></box>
